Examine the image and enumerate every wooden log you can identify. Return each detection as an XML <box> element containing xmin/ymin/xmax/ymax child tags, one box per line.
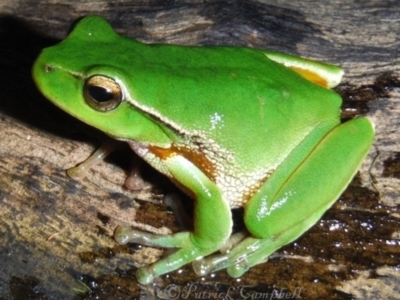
<box><xmin>0</xmin><ymin>1</ymin><xmax>399</xmax><ymax>299</ymax></box>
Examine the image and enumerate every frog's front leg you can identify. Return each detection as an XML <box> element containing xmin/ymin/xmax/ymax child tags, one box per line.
<box><xmin>67</xmin><ymin>139</ymin><xmax>145</xmax><ymax>190</ymax></box>
<box><xmin>193</xmin><ymin>117</ymin><xmax>375</xmax><ymax>277</ymax></box>
<box><xmin>115</xmin><ymin>154</ymin><xmax>232</xmax><ymax>284</ymax></box>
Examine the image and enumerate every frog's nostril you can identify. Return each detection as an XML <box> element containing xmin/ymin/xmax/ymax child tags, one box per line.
<box><xmin>44</xmin><ymin>65</ymin><xmax>54</xmax><ymax>73</ymax></box>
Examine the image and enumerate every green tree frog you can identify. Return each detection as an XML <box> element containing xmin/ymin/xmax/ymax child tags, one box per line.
<box><xmin>32</xmin><ymin>16</ymin><xmax>375</xmax><ymax>284</ymax></box>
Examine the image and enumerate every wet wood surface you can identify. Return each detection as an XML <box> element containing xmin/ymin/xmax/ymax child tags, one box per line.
<box><xmin>0</xmin><ymin>1</ymin><xmax>399</xmax><ymax>299</ymax></box>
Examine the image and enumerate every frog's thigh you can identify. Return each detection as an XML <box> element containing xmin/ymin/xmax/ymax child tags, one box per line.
<box><xmin>192</xmin><ymin>118</ymin><xmax>374</xmax><ymax>278</ymax></box>
<box><xmin>194</xmin><ymin>118</ymin><xmax>374</xmax><ymax>277</ymax></box>
<box><xmin>245</xmin><ymin>117</ymin><xmax>374</xmax><ymax>240</ymax></box>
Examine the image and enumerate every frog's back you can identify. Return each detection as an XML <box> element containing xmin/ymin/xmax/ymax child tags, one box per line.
<box><xmin>123</xmin><ymin>41</ymin><xmax>342</xmax><ymax>168</ymax></box>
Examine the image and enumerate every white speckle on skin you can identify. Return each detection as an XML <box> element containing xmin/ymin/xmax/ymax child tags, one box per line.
<box><xmin>209</xmin><ymin>112</ymin><xmax>224</xmax><ymax>130</ymax></box>
<box><xmin>256</xmin><ymin>190</ymin><xmax>295</xmax><ymax>220</ymax></box>
<box><xmin>282</xmin><ymin>90</ymin><xmax>291</xmax><ymax>99</ymax></box>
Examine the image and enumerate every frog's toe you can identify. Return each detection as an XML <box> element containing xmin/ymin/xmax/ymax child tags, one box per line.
<box><xmin>192</xmin><ymin>257</ymin><xmax>215</xmax><ymax>276</ymax></box>
<box><xmin>192</xmin><ymin>250</ymin><xmax>260</xmax><ymax>277</ymax></box>
<box><xmin>136</xmin><ymin>267</ymin><xmax>156</xmax><ymax>285</ymax></box>
<box><xmin>227</xmin><ymin>259</ymin><xmax>251</xmax><ymax>278</ymax></box>
<box><xmin>124</xmin><ymin>170</ymin><xmax>145</xmax><ymax>190</ymax></box>
<box><xmin>192</xmin><ymin>259</ymin><xmax>208</xmax><ymax>276</ymax></box>
<box><xmin>114</xmin><ymin>226</ymin><xmax>134</xmax><ymax>245</ymax></box>
<box><xmin>192</xmin><ymin>253</ymin><xmax>229</xmax><ymax>276</ymax></box>
<box><xmin>218</xmin><ymin>230</ymin><xmax>248</xmax><ymax>254</ymax></box>
<box><xmin>114</xmin><ymin>226</ymin><xmax>152</xmax><ymax>245</ymax></box>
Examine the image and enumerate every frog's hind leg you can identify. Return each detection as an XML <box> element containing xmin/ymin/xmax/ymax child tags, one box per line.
<box><xmin>193</xmin><ymin>117</ymin><xmax>374</xmax><ymax>277</ymax></box>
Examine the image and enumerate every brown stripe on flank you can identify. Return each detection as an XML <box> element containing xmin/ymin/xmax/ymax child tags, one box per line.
<box><xmin>148</xmin><ymin>145</ymin><xmax>216</xmax><ymax>182</ymax></box>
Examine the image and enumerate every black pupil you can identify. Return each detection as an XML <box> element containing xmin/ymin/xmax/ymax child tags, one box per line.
<box><xmin>88</xmin><ymin>85</ymin><xmax>114</xmax><ymax>102</ymax></box>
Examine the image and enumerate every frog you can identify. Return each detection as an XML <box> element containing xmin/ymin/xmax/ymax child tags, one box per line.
<box><xmin>32</xmin><ymin>16</ymin><xmax>375</xmax><ymax>284</ymax></box>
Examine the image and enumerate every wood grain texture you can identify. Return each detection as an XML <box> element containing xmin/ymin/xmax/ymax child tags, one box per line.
<box><xmin>0</xmin><ymin>0</ymin><xmax>399</xmax><ymax>299</ymax></box>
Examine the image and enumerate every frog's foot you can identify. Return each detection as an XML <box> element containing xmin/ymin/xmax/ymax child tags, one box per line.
<box><xmin>66</xmin><ymin>139</ymin><xmax>145</xmax><ymax>190</ymax></box>
<box><xmin>192</xmin><ymin>220</ymin><xmax>308</xmax><ymax>278</ymax></box>
<box><xmin>114</xmin><ymin>226</ymin><xmax>218</xmax><ymax>284</ymax></box>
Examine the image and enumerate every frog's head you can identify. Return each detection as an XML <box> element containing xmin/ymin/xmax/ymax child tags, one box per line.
<box><xmin>32</xmin><ymin>16</ymin><xmax>171</xmax><ymax>146</ymax></box>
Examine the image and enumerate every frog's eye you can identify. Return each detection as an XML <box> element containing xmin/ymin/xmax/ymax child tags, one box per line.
<box><xmin>84</xmin><ymin>75</ymin><xmax>123</xmax><ymax>112</ymax></box>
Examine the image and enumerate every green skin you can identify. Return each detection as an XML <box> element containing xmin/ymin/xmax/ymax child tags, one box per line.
<box><xmin>33</xmin><ymin>16</ymin><xmax>375</xmax><ymax>284</ymax></box>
